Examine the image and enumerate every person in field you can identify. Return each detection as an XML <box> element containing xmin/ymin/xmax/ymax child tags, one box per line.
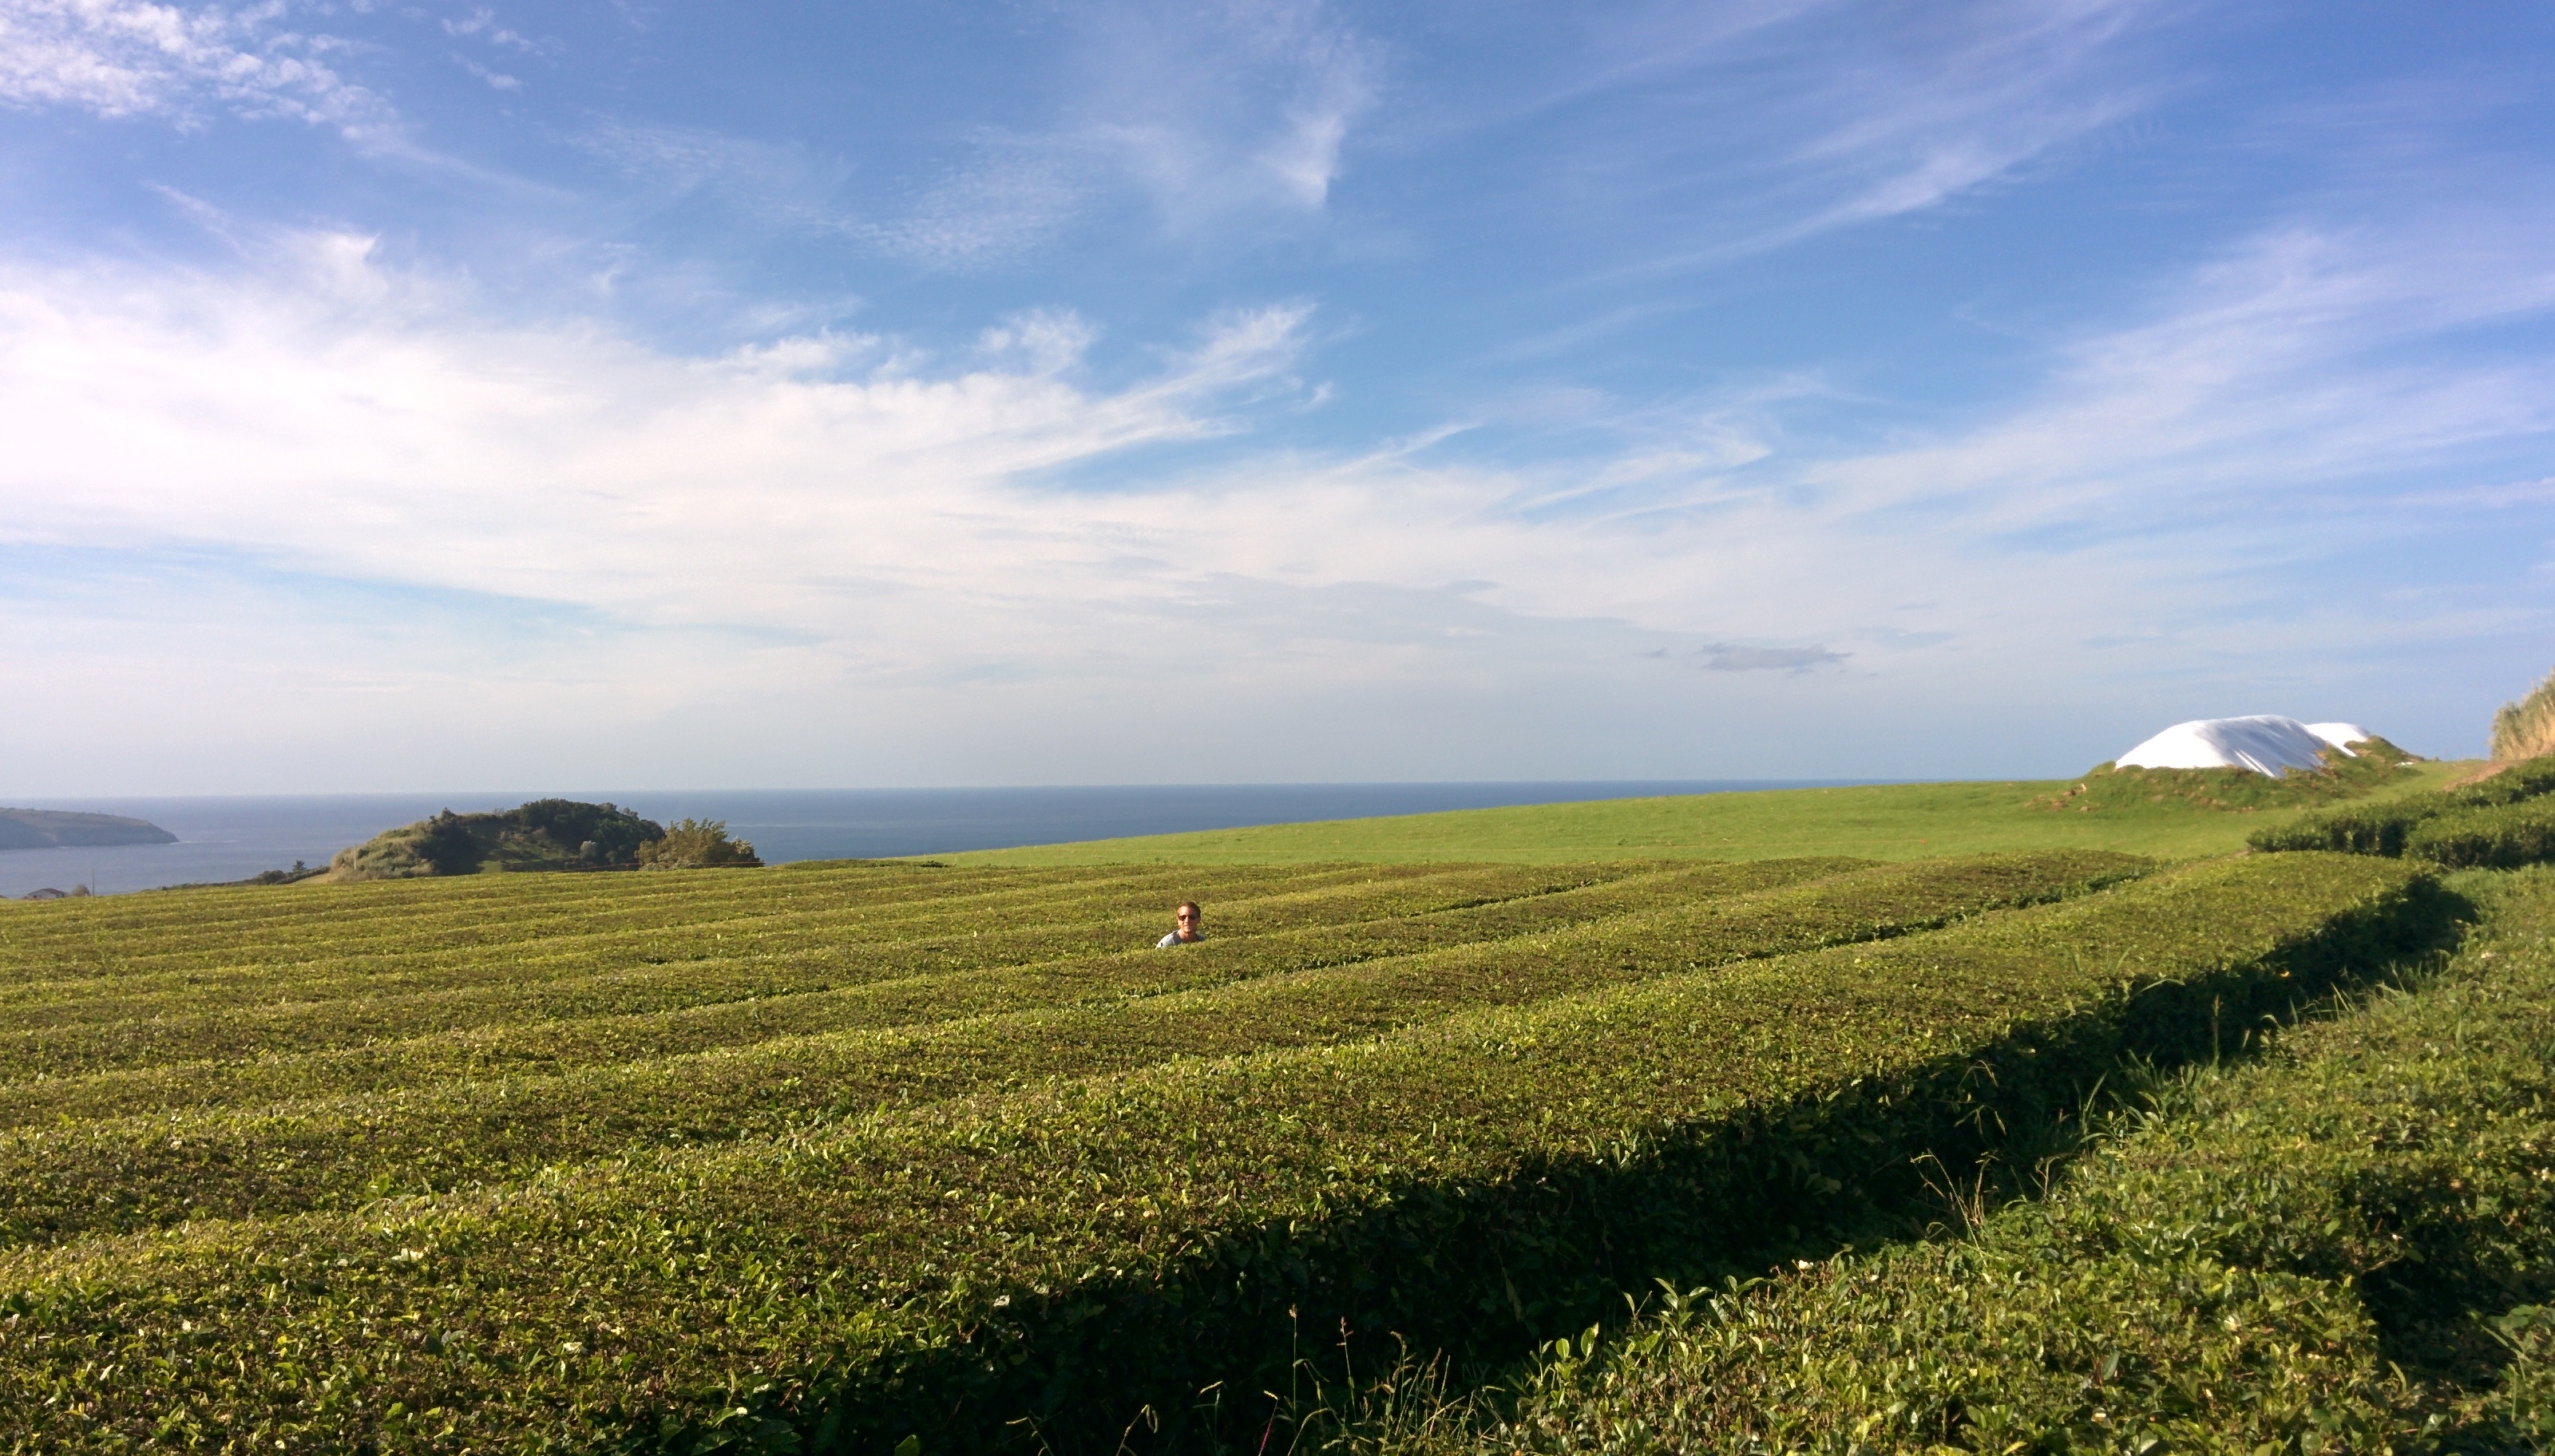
<box><xmin>1156</xmin><ymin>900</ymin><xmax>1204</xmax><ymax>948</ymax></box>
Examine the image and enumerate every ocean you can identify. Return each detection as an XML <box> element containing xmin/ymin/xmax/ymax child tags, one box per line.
<box><xmin>0</xmin><ymin>781</ymin><xmax>1865</xmax><ymax>899</ymax></box>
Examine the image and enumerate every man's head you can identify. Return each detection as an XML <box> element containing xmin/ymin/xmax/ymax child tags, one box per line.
<box><xmin>1175</xmin><ymin>901</ymin><xmax>1201</xmax><ymax>935</ymax></box>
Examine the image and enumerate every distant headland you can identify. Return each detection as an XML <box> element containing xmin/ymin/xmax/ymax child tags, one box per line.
<box><xmin>0</xmin><ymin>809</ymin><xmax>178</xmax><ymax>851</ymax></box>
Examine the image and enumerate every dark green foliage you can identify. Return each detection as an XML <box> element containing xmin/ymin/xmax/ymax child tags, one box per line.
<box><xmin>2404</xmin><ymin>795</ymin><xmax>2555</xmax><ymax>868</ymax></box>
<box><xmin>2249</xmin><ymin>754</ymin><xmax>2555</xmax><ymax>857</ymax></box>
<box><xmin>636</xmin><ymin>816</ymin><xmax>763</xmax><ymax>868</ymax></box>
<box><xmin>511</xmin><ymin>798</ymin><xmax>664</xmax><ymax>863</ymax></box>
<box><xmin>2249</xmin><ymin>796</ymin><xmax>2443</xmax><ymax>855</ymax></box>
<box><xmin>413</xmin><ymin>810</ymin><xmax>484</xmax><ymax>875</ymax></box>
<box><xmin>0</xmin><ymin>853</ymin><xmax>2442</xmax><ymax>1451</ymax></box>
<box><xmin>328</xmin><ymin>800</ymin><xmax>668</xmax><ymax>880</ymax></box>
<box><xmin>1397</xmin><ymin>866</ymin><xmax>2555</xmax><ymax>1454</ymax></box>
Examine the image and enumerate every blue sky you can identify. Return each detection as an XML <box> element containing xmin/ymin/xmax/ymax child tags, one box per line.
<box><xmin>2</xmin><ymin>0</ymin><xmax>2551</xmax><ymax>793</ymax></box>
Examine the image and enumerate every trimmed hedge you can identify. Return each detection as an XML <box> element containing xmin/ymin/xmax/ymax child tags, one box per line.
<box><xmin>1418</xmin><ymin>866</ymin><xmax>2555</xmax><ymax>1453</ymax></box>
<box><xmin>2403</xmin><ymin>795</ymin><xmax>2555</xmax><ymax>869</ymax></box>
<box><xmin>0</xmin><ymin>853</ymin><xmax>2129</xmax><ymax>1245</ymax></box>
<box><xmin>0</xmin><ymin>864</ymin><xmax>1662</xmax><ymax>1083</ymax></box>
<box><xmin>0</xmin><ymin>853</ymin><xmax>2448</xmax><ymax>1452</ymax></box>
<box><xmin>2248</xmin><ymin>754</ymin><xmax>2555</xmax><ymax>858</ymax></box>
<box><xmin>0</xmin><ymin>861</ymin><xmax>1874</xmax><ymax>1128</ymax></box>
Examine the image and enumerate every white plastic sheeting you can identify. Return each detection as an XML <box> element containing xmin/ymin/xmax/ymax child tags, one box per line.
<box><xmin>2115</xmin><ymin>715</ymin><xmax>2371</xmax><ymax>777</ymax></box>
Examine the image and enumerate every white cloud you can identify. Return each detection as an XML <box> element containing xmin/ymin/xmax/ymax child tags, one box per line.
<box><xmin>2</xmin><ymin>197</ymin><xmax>2549</xmax><ymax>789</ymax></box>
<box><xmin>442</xmin><ymin>6</ymin><xmax>529</xmax><ymax>50</ymax></box>
<box><xmin>452</xmin><ymin>53</ymin><xmax>517</xmax><ymax>90</ymax></box>
<box><xmin>0</xmin><ymin>0</ymin><xmax>394</xmax><ymax>138</ymax></box>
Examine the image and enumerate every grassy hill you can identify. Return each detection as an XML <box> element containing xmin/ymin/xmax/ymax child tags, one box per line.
<box><xmin>953</xmin><ymin>761</ymin><xmax>2473</xmax><ymax>866</ymax></box>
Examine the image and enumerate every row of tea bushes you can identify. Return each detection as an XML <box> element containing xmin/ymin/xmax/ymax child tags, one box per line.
<box><xmin>0</xmin><ymin>862</ymin><xmax>1591</xmax><ymax>1015</ymax></box>
<box><xmin>0</xmin><ymin>863</ymin><xmax>1690</xmax><ymax>1082</ymax></box>
<box><xmin>0</xmin><ymin>853</ymin><xmax>2445</xmax><ymax>1452</ymax></box>
<box><xmin>0</xmin><ymin>853</ymin><xmax>2141</xmax><ymax>1245</ymax></box>
<box><xmin>1420</xmin><ymin>865</ymin><xmax>2555</xmax><ymax>1453</ymax></box>
<box><xmin>2403</xmin><ymin>794</ymin><xmax>2555</xmax><ymax>869</ymax></box>
<box><xmin>2250</xmin><ymin>754</ymin><xmax>2555</xmax><ymax>860</ymax></box>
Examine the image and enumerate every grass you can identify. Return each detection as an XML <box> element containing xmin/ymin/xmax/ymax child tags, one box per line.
<box><xmin>2493</xmin><ymin>666</ymin><xmax>2555</xmax><ymax>761</ymax></box>
<box><xmin>950</xmin><ymin>762</ymin><xmax>2474</xmax><ymax>867</ymax></box>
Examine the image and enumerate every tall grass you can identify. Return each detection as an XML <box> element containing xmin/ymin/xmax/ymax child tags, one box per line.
<box><xmin>2492</xmin><ymin>666</ymin><xmax>2555</xmax><ymax>761</ymax></box>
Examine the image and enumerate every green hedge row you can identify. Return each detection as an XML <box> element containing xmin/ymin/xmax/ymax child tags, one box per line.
<box><xmin>0</xmin><ymin>853</ymin><xmax>2446</xmax><ymax>1453</ymax></box>
<box><xmin>2403</xmin><ymin>794</ymin><xmax>2555</xmax><ymax>869</ymax></box>
<box><xmin>0</xmin><ymin>863</ymin><xmax>1691</xmax><ymax>1084</ymax></box>
<box><xmin>0</xmin><ymin>861</ymin><xmax>1209</xmax><ymax>976</ymax></box>
<box><xmin>0</xmin><ymin>860</ymin><xmax>1828</xmax><ymax>1097</ymax></box>
<box><xmin>1426</xmin><ymin>866</ymin><xmax>2555</xmax><ymax>1453</ymax></box>
<box><xmin>0</xmin><ymin>862</ymin><xmax>1783</xmax><ymax>1129</ymax></box>
<box><xmin>0</xmin><ymin>862</ymin><xmax>1557</xmax><ymax>1017</ymax></box>
<box><xmin>2248</xmin><ymin>754</ymin><xmax>2555</xmax><ymax>859</ymax></box>
<box><xmin>0</xmin><ymin>853</ymin><xmax>2133</xmax><ymax>1247</ymax></box>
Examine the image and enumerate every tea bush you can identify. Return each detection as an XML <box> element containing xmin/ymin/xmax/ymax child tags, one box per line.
<box><xmin>2248</xmin><ymin>754</ymin><xmax>2555</xmax><ymax>857</ymax></box>
<box><xmin>0</xmin><ymin>853</ymin><xmax>2133</xmax><ymax>1244</ymax></box>
<box><xmin>1399</xmin><ymin>865</ymin><xmax>2555</xmax><ymax>1454</ymax></box>
<box><xmin>0</xmin><ymin>853</ymin><xmax>2443</xmax><ymax>1451</ymax></box>
<box><xmin>2402</xmin><ymin>794</ymin><xmax>2555</xmax><ymax>869</ymax></box>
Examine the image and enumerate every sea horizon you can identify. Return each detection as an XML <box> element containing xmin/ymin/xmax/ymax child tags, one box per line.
<box><xmin>1</xmin><ymin>781</ymin><xmax>1899</xmax><ymax>899</ymax></box>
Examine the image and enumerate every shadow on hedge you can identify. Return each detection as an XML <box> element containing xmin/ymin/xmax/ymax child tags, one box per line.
<box><xmin>659</xmin><ymin>876</ymin><xmax>2471</xmax><ymax>1456</ymax></box>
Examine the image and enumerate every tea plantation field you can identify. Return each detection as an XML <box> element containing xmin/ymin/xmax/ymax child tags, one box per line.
<box><xmin>0</xmin><ymin>846</ymin><xmax>2461</xmax><ymax>1451</ymax></box>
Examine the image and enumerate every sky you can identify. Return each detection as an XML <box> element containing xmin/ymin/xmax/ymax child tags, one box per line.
<box><xmin>2</xmin><ymin>0</ymin><xmax>2551</xmax><ymax>793</ymax></box>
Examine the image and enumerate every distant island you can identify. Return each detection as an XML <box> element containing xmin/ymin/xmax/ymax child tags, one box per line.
<box><xmin>0</xmin><ymin>809</ymin><xmax>177</xmax><ymax>851</ymax></box>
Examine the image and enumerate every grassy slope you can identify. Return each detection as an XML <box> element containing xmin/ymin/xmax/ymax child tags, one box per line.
<box><xmin>951</xmin><ymin>762</ymin><xmax>2475</xmax><ymax>867</ymax></box>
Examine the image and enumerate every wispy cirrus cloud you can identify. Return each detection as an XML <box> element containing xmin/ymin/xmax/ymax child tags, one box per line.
<box><xmin>1062</xmin><ymin>0</ymin><xmax>1380</xmax><ymax>229</ymax></box>
<box><xmin>1697</xmin><ymin>643</ymin><xmax>1848</xmax><ymax>673</ymax></box>
<box><xmin>0</xmin><ymin>0</ymin><xmax>394</xmax><ymax>138</ymax></box>
<box><xmin>1487</xmin><ymin>0</ymin><xmax>2172</xmax><ymax>277</ymax></box>
<box><xmin>442</xmin><ymin>6</ymin><xmax>530</xmax><ymax>51</ymax></box>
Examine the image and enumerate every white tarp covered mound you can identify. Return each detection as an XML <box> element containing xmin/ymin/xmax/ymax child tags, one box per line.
<box><xmin>2117</xmin><ymin>716</ymin><xmax>2373</xmax><ymax>777</ymax></box>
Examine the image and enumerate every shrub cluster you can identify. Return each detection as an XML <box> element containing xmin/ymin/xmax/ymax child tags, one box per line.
<box><xmin>1399</xmin><ymin>866</ymin><xmax>2555</xmax><ymax>1453</ymax></box>
<box><xmin>2249</xmin><ymin>754</ymin><xmax>2555</xmax><ymax>861</ymax></box>
<box><xmin>635</xmin><ymin>816</ymin><xmax>763</xmax><ymax>868</ymax></box>
<box><xmin>327</xmin><ymin>800</ymin><xmax>668</xmax><ymax>880</ymax></box>
<box><xmin>0</xmin><ymin>852</ymin><xmax>2441</xmax><ymax>1451</ymax></box>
